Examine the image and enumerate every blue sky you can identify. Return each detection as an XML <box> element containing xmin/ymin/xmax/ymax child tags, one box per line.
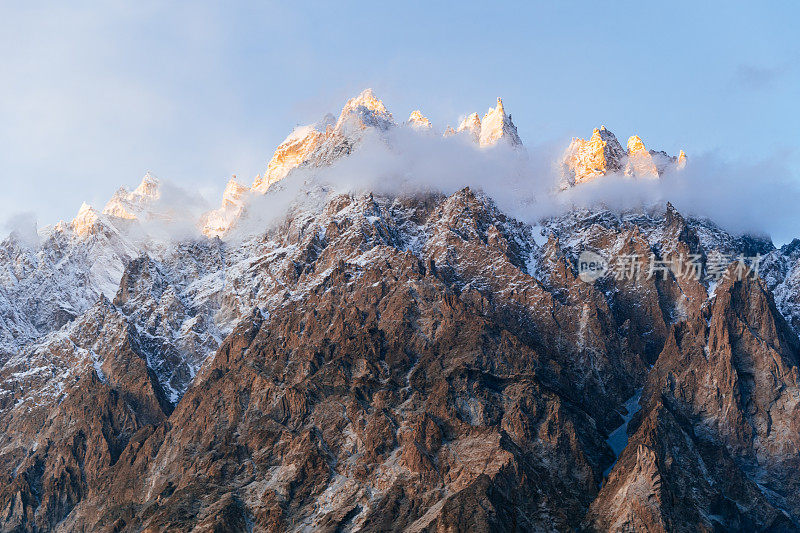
<box><xmin>1</xmin><ymin>1</ymin><xmax>798</xmax><ymax>228</ymax></box>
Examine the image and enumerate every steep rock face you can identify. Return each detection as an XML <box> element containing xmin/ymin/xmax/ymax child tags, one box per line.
<box><xmin>588</xmin><ymin>268</ymin><xmax>800</xmax><ymax>530</ymax></box>
<box><xmin>113</xmin><ymin>253</ymin><xmax>223</xmax><ymax>402</ymax></box>
<box><xmin>67</xmin><ymin>212</ymin><xmax>621</xmax><ymax>531</ymax></box>
<box><xmin>334</xmin><ymin>88</ymin><xmax>395</xmax><ymax>134</ymax></box>
<box><xmin>624</xmin><ymin>135</ymin><xmax>659</xmax><ymax>178</ymax></box>
<box><xmin>450</xmin><ymin>99</ymin><xmax>521</xmax><ymax>148</ymax></box>
<box><xmin>250</xmin><ymin>88</ymin><xmax>399</xmax><ymax>199</ymax></box>
<box><xmin>236</xmin><ymin>90</ymin><xmax>398</xmax><ymax>230</ymax></box>
<box><xmin>71</xmin><ymin>202</ymin><xmax>104</xmax><ymax>237</ymax></box>
<box><xmin>538</xmin><ymin>203</ymin><xmax>710</xmax><ymax>363</ymax></box>
<box><xmin>0</xmin><ymin>206</ymin><xmax>140</xmax><ymax>353</ymax></box>
<box><xmin>586</xmin><ymin>397</ymin><xmax>792</xmax><ymax>532</ymax></box>
<box><xmin>763</xmin><ymin>239</ymin><xmax>800</xmax><ymax>337</ymax></box>
<box><xmin>0</xmin><ymin>298</ymin><xmax>170</xmax><ymax>532</ymax></box>
<box><xmin>252</xmin><ymin>119</ymin><xmax>333</xmax><ymax>194</ymax></box>
<box><xmin>3</xmin><ymin>192</ymin><xmax>761</xmax><ymax>531</ymax></box>
<box><xmin>422</xmin><ymin>190</ymin><xmax>646</xmax><ymax>414</ymax></box>
<box><xmin>677</xmin><ymin>149</ymin><xmax>687</xmax><ymax>169</ymax></box>
<box><xmin>1</xmin><ymin>179</ymin><xmax>800</xmax><ymax>531</ymax></box>
<box><xmin>456</xmin><ymin>112</ymin><xmax>481</xmax><ymax>142</ymax></box>
<box><xmin>562</xmin><ymin>127</ymin><xmax>627</xmax><ymax>187</ymax></box>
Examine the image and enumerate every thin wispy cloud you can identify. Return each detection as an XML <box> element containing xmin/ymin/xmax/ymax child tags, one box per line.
<box><xmin>2</xmin><ymin>213</ymin><xmax>39</xmax><ymax>249</ymax></box>
<box><xmin>732</xmin><ymin>64</ymin><xmax>786</xmax><ymax>91</ymax></box>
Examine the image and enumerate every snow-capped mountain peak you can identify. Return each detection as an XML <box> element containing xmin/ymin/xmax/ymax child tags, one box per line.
<box><xmin>407</xmin><ymin>110</ymin><xmax>432</xmax><ymax>130</ymax></box>
<box><xmin>221</xmin><ymin>176</ymin><xmax>249</xmax><ymax>208</ymax></box>
<box><xmin>478</xmin><ymin>97</ymin><xmax>522</xmax><ymax>147</ymax></box>
<box><xmin>624</xmin><ymin>135</ymin><xmax>659</xmax><ymax>177</ymax></box>
<box><xmin>201</xmin><ymin>177</ymin><xmax>250</xmax><ymax>237</ymax></box>
<box><xmin>249</xmin><ymin>90</ymin><xmax>400</xmax><ymax>197</ymax></box>
<box><xmin>251</xmin><ymin>117</ymin><xmax>333</xmax><ymax>194</ymax></box>
<box><xmin>456</xmin><ymin>112</ymin><xmax>482</xmax><ymax>142</ymax></box>
<box><xmin>561</xmin><ymin>126</ymin><xmax>627</xmax><ymax>187</ymax></box>
<box><xmin>72</xmin><ymin>202</ymin><xmax>103</xmax><ymax>236</ymax></box>
<box><xmin>135</xmin><ymin>171</ymin><xmax>159</xmax><ymax>196</ymax></box>
<box><xmin>626</xmin><ymin>135</ymin><xmax>647</xmax><ymax>154</ymax></box>
<box><xmin>102</xmin><ymin>172</ymin><xmax>162</xmax><ymax>220</ymax></box>
<box><xmin>334</xmin><ymin>88</ymin><xmax>394</xmax><ymax>134</ymax></box>
<box><xmin>677</xmin><ymin>149</ymin><xmax>687</xmax><ymax>169</ymax></box>
<box><xmin>449</xmin><ymin>99</ymin><xmax>521</xmax><ymax>148</ymax></box>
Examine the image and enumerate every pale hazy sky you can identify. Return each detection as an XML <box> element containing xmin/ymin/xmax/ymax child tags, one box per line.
<box><xmin>1</xmin><ymin>1</ymin><xmax>798</xmax><ymax>230</ymax></box>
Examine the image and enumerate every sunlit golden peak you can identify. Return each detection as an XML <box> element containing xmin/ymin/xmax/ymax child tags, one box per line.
<box><xmin>627</xmin><ymin>135</ymin><xmax>647</xmax><ymax>154</ymax></box>
<box><xmin>407</xmin><ymin>110</ymin><xmax>432</xmax><ymax>129</ymax></box>
<box><xmin>222</xmin><ymin>177</ymin><xmax>248</xmax><ymax>206</ymax></box>
<box><xmin>677</xmin><ymin>149</ymin><xmax>687</xmax><ymax>169</ymax></box>
<box><xmin>72</xmin><ymin>202</ymin><xmax>101</xmax><ymax>236</ymax></box>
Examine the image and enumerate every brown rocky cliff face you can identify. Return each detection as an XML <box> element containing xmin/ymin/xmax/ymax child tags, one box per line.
<box><xmin>587</xmin><ymin>267</ymin><xmax>800</xmax><ymax>531</ymax></box>
<box><xmin>73</xmin><ymin>244</ymin><xmax>617</xmax><ymax>531</ymax></box>
<box><xmin>1</xmin><ymin>190</ymin><xmax>799</xmax><ymax>532</ymax></box>
<box><xmin>0</xmin><ymin>298</ymin><xmax>170</xmax><ymax>531</ymax></box>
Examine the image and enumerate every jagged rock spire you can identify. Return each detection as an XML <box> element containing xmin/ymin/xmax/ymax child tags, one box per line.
<box><xmin>625</xmin><ymin>135</ymin><xmax>659</xmax><ymax>177</ymax></box>
<box><xmin>562</xmin><ymin>127</ymin><xmax>683</xmax><ymax>187</ymax></box>
<box><xmin>221</xmin><ymin>176</ymin><xmax>248</xmax><ymax>208</ymax></box>
<box><xmin>677</xmin><ymin>150</ymin><xmax>687</xmax><ymax>169</ymax></box>
<box><xmin>201</xmin><ymin>176</ymin><xmax>250</xmax><ymax>237</ymax></box>
<box><xmin>72</xmin><ymin>202</ymin><xmax>102</xmax><ymax>236</ymax></box>
<box><xmin>478</xmin><ymin>97</ymin><xmax>522</xmax><ymax>147</ymax></box>
<box><xmin>450</xmin><ymin>99</ymin><xmax>521</xmax><ymax>148</ymax></box>
<box><xmin>626</xmin><ymin>135</ymin><xmax>647</xmax><ymax>154</ymax></box>
<box><xmin>562</xmin><ymin>126</ymin><xmax>627</xmax><ymax>186</ymax></box>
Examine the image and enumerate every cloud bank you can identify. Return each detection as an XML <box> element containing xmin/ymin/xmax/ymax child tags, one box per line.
<box><xmin>236</xmin><ymin>127</ymin><xmax>799</xmax><ymax>245</ymax></box>
<box><xmin>3</xmin><ymin>127</ymin><xmax>797</xmax><ymax>248</ymax></box>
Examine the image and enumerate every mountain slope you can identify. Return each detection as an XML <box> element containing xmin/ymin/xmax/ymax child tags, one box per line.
<box><xmin>0</xmin><ymin>90</ymin><xmax>798</xmax><ymax>532</ymax></box>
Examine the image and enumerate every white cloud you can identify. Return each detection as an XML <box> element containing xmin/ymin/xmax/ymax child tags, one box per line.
<box><xmin>3</xmin><ymin>213</ymin><xmax>39</xmax><ymax>249</ymax></box>
<box><xmin>230</xmin><ymin>127</ymin><xmax>800</xmax><ymax>246</ymax></box>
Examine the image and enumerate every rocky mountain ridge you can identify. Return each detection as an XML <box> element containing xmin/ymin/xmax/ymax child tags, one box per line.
<box><xmin>0</xmin><ymin>90</ymin><xmax>798</xmax><ymax>532</ymax></box>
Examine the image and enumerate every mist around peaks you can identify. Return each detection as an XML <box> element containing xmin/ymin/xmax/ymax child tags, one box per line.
<box><xmin>3</xmin><ymin>89</ymin><xmax>798</xmax><ymax>247</ymax></box>
<box><xmin>232</xmin><ymin>125</ymin><xmax>799</xmax><ymax>246</ymax></box>
<box><xmin>3</xmin><ymin>212</ymin><xmax>39</xmax><ymax>249</ymax></box>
